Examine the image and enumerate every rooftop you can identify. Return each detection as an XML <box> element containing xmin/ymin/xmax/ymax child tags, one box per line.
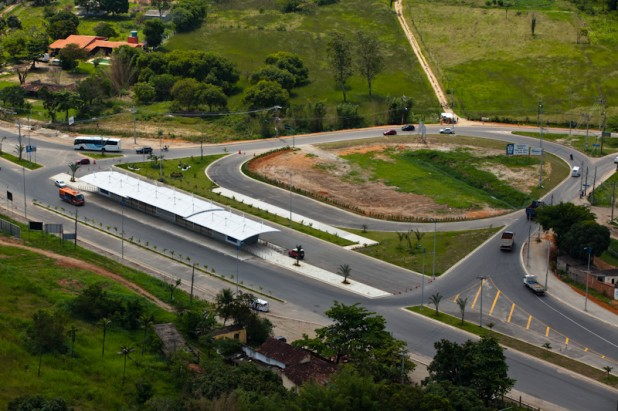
<box><xmin>80</xmin><ymin>171</ymin><xmax>278</xmax><ymax>242</ymax></box>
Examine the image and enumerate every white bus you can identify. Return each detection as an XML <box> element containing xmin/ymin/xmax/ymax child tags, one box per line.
<box><xmin>73</xmin><ymin>136</ymin><xmax>122</xmax><ymax>152</ymax></box>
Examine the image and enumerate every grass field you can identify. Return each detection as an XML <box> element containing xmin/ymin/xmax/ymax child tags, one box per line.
<box><xmin>165</xmin><ymin>0</ymin><xmax>440</xmax><ymax>122</ymax></box>
<box><xmin>404</xmin><ymin>0</ymin><xmax>618</xmax><ymax>123</ymax></box>
<box><xmin>513</xmin><ymin>131</ymin><xmax>618</xmax><ymax>157</ymax></box>
<box><xmin>0</xmin><ymin>244</ymin><xmax>179</xmax><ymax>408</ymax></box>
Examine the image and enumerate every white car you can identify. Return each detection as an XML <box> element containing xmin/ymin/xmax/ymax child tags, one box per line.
<box><xmin>439</xmin><ymin>128</ymin><xmax>455</xmax><ymax>134</ymax></box>
<box><xmin>614</xmin><ymin>156</ymin><xmax>618</xmax><ymax>164</ymax></box>
<box><xmin>54</xmin><ymin>180</ymin><xmax>67</xmax><ymax>188</ymax></box>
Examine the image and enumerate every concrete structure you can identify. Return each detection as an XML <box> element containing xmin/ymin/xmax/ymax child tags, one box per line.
<box><xmin>211</xmin><ymin>325</ymin><xmax>247</xmax><ymax>344</ymax></box>
<box><xmin>80</xmin><ymin>171</ymin><xmax>278</xmax><ymax>246</ymax></box>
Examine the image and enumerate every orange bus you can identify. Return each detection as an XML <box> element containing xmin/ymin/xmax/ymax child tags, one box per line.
<box><xmin>59</xmin><ymin>187</ymin><xmax>85</xmax><ymax>206</ymax></box>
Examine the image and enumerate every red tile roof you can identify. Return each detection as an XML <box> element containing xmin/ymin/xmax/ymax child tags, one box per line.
<box><xmin>257</xmin><ymin>338</ymin><xmax>338</xmax><ymax>386</ymax></box>
<box><xmin>49</xmin><ymin>35</ymin><xmax>106</xmax><ymax>50</ymax></box>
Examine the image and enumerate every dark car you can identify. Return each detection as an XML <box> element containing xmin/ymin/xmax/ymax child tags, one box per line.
<box><xmin>402</xmin><ymin>124</ymin><xmax>415</xmax><ymax>131</ymax></box>
<box><xmin>383</xmin><ymin>129</ymin><xmax>397</xmax><ymax>136</ymax></box>
<box><xmin>136</xmin><ymin>146</ymin><xmax>153</xmax><ymax>154</ymax></box>
<box><xmin>76</xmin><ymin>158</ymin><xmax>90</xmax><ymax>165</ymax></box>
<box><xmin>288</xmin><ymin>248</ymin><xmax>305</xmax><ymax>260</ymax></box>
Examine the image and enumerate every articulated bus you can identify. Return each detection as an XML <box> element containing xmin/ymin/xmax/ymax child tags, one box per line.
<box><xmin>73</xmin><ymin>136</ymin><xmax>122</xmax><ymax>152</ymax></box>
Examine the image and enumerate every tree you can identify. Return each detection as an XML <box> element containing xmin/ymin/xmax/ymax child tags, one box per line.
<box><xmin>168</xmin><ymin>278</ymin><xmax>181</xmax><ymax>302</ymax></box>
<box><xmin>117</xmin><ymin>345</ymin><xmax>135</xmax><ymax>386</ymax></box>
<box><xmin>215</xmin><ymin>288</ymin><xmax>235</xmax><ymax>325</ymax></box>
<box><xmin>264</xmin><ymin>51</ymin><xmax>309</xmax><ymax>87</ymax></box>
<box><xmin>67</xmin><ymin>325</ymin><xmax>78</xmax><ymax>358</ymax></box>
<box><xmin>242</xmin><ymin>80</ymin><xmax>289</xmax><ymax>111</ymax></box>
<box><xmin>143</xmin><ymin>19</ymin><xmax>165</xmax><ymax>49</ymax></box>
<box><xmin>39</xmin><ymin>87</ymin><xmax>63</xmax><ymax>123</ymax></box>
<box><xmin>94</xmin><ymin>22</ymin><xmax>117</xmax><ymax>38</ymax></box>
<box><xmin>558</xmin><ymin>220</ymin><xmax>610</xmax><ymax>260</ymax></box>
<box><xmin>152</xmin><ymin>0</ymin><xmax>171</xmax><ymax>16</ymax></box>
<box><xmin>139</xmin><ymin>315</ymin><xmax>154</xmax><ymax>356</ymax></box>
<box><xmin>327</xmin><ymin>32</ymin><xmax>353</xmax><ymax>102</ymax></box>
<box><xmin>426</xmin><ymin>336</ymin><xmax>515</xmax><ymax>405</ymax></box>
<box><xmin>57</xmin><ymin>91</ymin><xmax>81</xmax><ymax>122</ymax></box>
<box><xmin>293</xmin><ymin>244</ymin><xmax>303</xmax><ymax>266</ymax></box>
<box><xmin>133</xmin><ymin>82</ymin><xmax>156</xmax><ymax>104</ymax></box>
<box><xmin>171</xmin><ymin>78</ymin><xmax>204</xmax><ymax>111</ymax></box>
<box><xmin>250</xmin><ymin>65</ymin><xmax>296</xmax><ymax>91</ymax></box>
<box><xmin>199</xmin><ymin>83</ymin><xmax>227</xmax><ymax>111</ymax></box>
<box><xmin>99</xmin><ymin>317</ymin><xmax>112</xmax><ymax>356</ymax></box>
<box><xmin>8</xmin><ymin>395</ymin><xmax>68</xmax><ymax>411</ymax></box>
<box><xmin>336</xmin><ymin>102</ymin><xmax>363</xmax><ymax>129</ymax></box>
<box><xmin>531</xmin><ymin>13</ymin><xmax>537</xmax><ymax>36</ymax></box>
<box><xmin>536</xmin><ymin>202</ymin><xmax>596</xmax><ymax>240</ymax></box>
<box><xmin>105</xmin><ymin>47</ymin><xmax>139</xmax><ymax>95</ymax></box>
<box><xmin>354</xmin><ymin>31</ymin><xmax>383</xmax><ymax>97</ymax></box>
<box><xmin>7</xmin><ymin>15</ymin><xmax>22</xmax><ymax>30</ymax></box>
<box><xmin>429</xmin><ymin>292</ymin><xmax>443</xmax><ymax>315</ymax></box>
<box><xmin>2</xmin><ymin>30</ymin><xmax>27</xmax><ymax>62</ymax></box>
<box><xmin>100</xmin><ymin>0</ymin><xmax>129</xmax><ymax>15</ymax></box>
<box><xmin>0</xmin><ymin>86</ymin><xmax>28</xmax><ymax>109</ymax></box>
<box><xmin>27</xmin><ymin>309</ymin><xmax>67</xmax><ymax>377</ymax></box>
<box><xmin>150</xmin><ymin>73</ymin><xmax>176</xmax><ymax>101</ymax></box>
<box><xmin>294</xmin><ymin>301</ymin><xmax>414</xmax><ymax>383</ymax></box>
<box><xmin>76</xmin><ymin>0</ymin><xmax>101</xmax><ymax>16</ymax></box>
<box><xmin>456</xmin><ymin>297</ymin><xmax>468</xmax><ymax>325</ymax></box>
<box><xmin>25</xmin><ymin>29</ymin><xmax>50</xmax><ymax>69</ymax></box>
<box><xmin>47</xmin><ymin>11</ymin><xmax>79</xmax><ymax>40</ymax></box>
<box><xmin>338</xmin><ymin>263</ymin><xmax>351</xmax><ymax>284</ymax></box>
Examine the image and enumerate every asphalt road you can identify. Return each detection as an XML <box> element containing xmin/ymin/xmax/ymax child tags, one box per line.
<box><xmin>0</xmin><ymin>125</ymin><xmax>616</xmax><ymax>410</ymax></box>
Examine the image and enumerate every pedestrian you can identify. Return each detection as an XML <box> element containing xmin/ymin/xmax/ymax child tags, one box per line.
<box><xmin>569</xmin><ymin>154</ymin><xmax>573</xmax><ymax>160</ymax></box>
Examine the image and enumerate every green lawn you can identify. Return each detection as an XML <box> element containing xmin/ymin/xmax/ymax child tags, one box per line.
<box><xmin>349</xmin><ymin>226</ymin><xmax>501</xmax><ymax>276</ymax></box>
<box><xmin>513</xmin><ymin>131</ymin><xmax>618</xmax><ymax>157</ymax></box>
<box><xmin>404</xmin><ymin>0</ymin><xmax>618</xmax><ymax>123</ymax></box>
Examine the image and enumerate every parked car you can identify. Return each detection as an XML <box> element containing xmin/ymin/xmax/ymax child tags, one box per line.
<box><xmin>54</xmin><ymin>179</ymin><xmax>67</xmax><ymax>188</ymax></box>
<box><xmin>439</xmin><ymin>127</ymin><xmax>455</xmax><ymax>134</ymax></box>
<box><xmin>136</xmin><ymin>146</ymin><xmax>153</xmax><ymax>154</ymax></box>
<box><xmin>614</xmin><ymin>156</ymin><xmax>618</xmax><ymax>164</ymax></box>
<box><xmin>50</xmin><ymin>58</ymin><xmax>61</xmax><ymax>66</ymax></box>
<box><xmin>76</xmin><ymin>158</ymin><xmax>90</xmax><ymax>165</ymax></box>
<box><xmin>383</xmin><ymin>129</ymin><xmax>397</xmax><ymax>136</ymax></box>
<box><xmin>402</xmin><ymin>124</ymin><xmax>415</xmax><ymax>131</ymax></box>
<box><xmin>288</xmin><ymin>248</ymin><xmax>305</xmax><ymax>260</ymax></box>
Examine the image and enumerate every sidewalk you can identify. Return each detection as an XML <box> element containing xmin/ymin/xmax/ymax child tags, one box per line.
<box><xmin>524</xmin><ymin>230</ymin><xmax>616</xmax><ymax>327</ymax></box>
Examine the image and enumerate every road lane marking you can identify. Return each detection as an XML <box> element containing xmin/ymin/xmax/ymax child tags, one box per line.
<box><xmin>526</xmin><ymin>315</ymin><xmax>532</xmax><ymax>329</ymax></box>
<box><xmin>453</xmin><ymin>293</ymin><xmax>460</xmax><ymax>302</ymax></box>
<box><xmin>471</xmin><ymin>284</ymin><xmax>482</xmax><ymax>309</ymax></box>
<box><xmin>489</xmin><ymin>290</ymin><xmax>501</xmax><ymax>316</ymax></box>
<box><xmin>545</xmin><ymin>326</ymin><xmax>550</xmax><ymax>337</ymax></box>
<box><xmin>565</xmin><ymin>337</ymin><xmax>569</xmax><ymax>345</ymax></box>
<box><xmin>507</xmin><ymin>303</ymin><xmax>515</xmax><ymax>323</ymax></box>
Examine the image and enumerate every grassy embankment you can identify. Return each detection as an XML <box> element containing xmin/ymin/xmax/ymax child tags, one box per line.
<box><xmin>405</xmin><ymin>0</ymin><xmax>618</xmax><ymax>124</ymax></box>
<box><xmin>0</xmin><ymin>241</ymin><xmax>183</xmax><ymax>408</ymax></box>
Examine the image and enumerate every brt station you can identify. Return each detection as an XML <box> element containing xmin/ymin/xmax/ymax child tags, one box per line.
<box><xmin>80</xmin><ymin>171</ymin><xmax>279</xmax><ymax>247</ymax></box>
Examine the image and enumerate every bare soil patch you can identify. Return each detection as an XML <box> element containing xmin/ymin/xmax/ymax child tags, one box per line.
<box><xmin>248</xmin><ymin>142</ymin><xmax>539</xmax><ymax>220</ymax></box>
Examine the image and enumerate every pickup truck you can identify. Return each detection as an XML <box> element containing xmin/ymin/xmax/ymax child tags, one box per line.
<box><xmin>439</xmin><ymin>127</ymin><xmax>455</xmax><ymax>134</ymax></box>
<box><xmin>525</xmin><ymin>200</ymin><xmax>545</xmax><ymax>220</ymax></box>
<box><xmin>500</xmin><ymin>231</ymin><xmax>515</xmax><ymax>251</ymax></box>
<box><xmin>523</xmin><ymin>275</ymin><xmax>545</xmax><ymax>296</ymax></box>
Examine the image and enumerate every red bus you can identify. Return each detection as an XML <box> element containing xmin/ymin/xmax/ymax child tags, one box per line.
<box><xmin>59</xmin><ymin>187</ymin><xmax>85</xmax><ymax>206</ymax></box>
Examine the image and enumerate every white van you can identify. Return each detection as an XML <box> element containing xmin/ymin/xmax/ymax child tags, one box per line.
<box><xmin>572</xmin><ymin>166</ymin><xmax>581</xmax><ymax>177</ymax></box>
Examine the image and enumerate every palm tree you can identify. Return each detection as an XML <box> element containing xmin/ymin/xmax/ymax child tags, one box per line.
<box><xmin>215</xmin><ymin>288</ymin><xmax>235</xmax><ymax>325</ymax></box>
<box><xmin>68</xmin><ymin>162</ymin><xmax>81</xmax><ymax>182</ymax></box>
<box><xmin>456</xmin><ymin>297</ymin><xmax>468</xmax><ymax>325</ymax></box>
<box><xmin>168</xmin><ymin>278</ymin><xmax>181</xmax><ymax>302</ymax></box>
<box><xmin>338</xmin><ymin>264</ymin><xmax>352</xmax><ymax>284</ymax></box>
<box><xmin>139</xmin><ymin>315</ymin><xmax>154</xmax><ymax>356</ymax></box>
<box><xmin>67</xmin><ymin>325</ymin><xmax>78</xmax><ymax>358</ymax></box>
<box><xmin>294</xmin><ymin>244</ymin><xmax>303</xmax><ymax>266</ymax></box>
<box><xmin>429</xmin><ymin>292</ymin><xmax>443</xmax><ymax>316</ymax></box>
<box><xmin>413</xmin><ymin>229</ymin><xmax>425</xmax><ymax>249</ymax></box>
<box><xmin>117</xmin><ymin>345</ymin><xmax>135</xmax><ymax>386</ymax></box>
<box><xmin>99</xmin><ymin>317</ymin><xmax>112</xmax><ymax>356</ymax></box>
<box><xmin>603</xmin><ymin>365</ymin><xmax>613</xmax><ymax>378</ymax></box>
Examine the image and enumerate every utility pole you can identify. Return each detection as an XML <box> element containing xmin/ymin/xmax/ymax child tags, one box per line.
<box><xmin>432</xmin><ymin>219</ymin><xmax>437</xmax><ymax>280</ymax></box>
<box><xmin>420</xmin><ymin>248</ymin><xmax>426</xmax><ymax>307</ymax></box>
<box><xmin>544</xmin><ymin>240</ymin><xmax>550</xmax><ymax>291</ymax></box>
<box><xmin>611</xmin><ymin>182</ymin><xmax>616</xmax><ymax>222</ymax></box>
<box><xmin>591</xmin><ymin>166</ymin><xmax>597</xmax><ymax>205</ymax></box>
<box><xmin>477</xmin><ymin>276</ymin><xmax>487</xmax><ymax>328</ymax></box>
<box><xmin>190</xmin><ymin>263</ymin><xmax>196</xmax><ymax>306</ymax></box>
<box><xmin>538</xmin><ymin>99</ymin><xmax>544</xmax><ymax>188</ymax></box>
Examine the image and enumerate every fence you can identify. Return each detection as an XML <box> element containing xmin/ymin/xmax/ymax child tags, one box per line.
<box><xmin>0</xmin><ymin>218</ymin><xmax>21</xmax><ymax>239</ymax></box>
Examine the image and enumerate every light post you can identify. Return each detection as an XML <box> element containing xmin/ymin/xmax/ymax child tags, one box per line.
<box><xmin>544</xmin><ymin>240</ymin><xmax>550</xmax><ymax>291</ymax></box>
<box><xmin>432</xmin><ymin>219</ymin><xmax>437</xmax><ymax>280</ymax></box>
<box><xmin>401</xmin><ymin>95</ymin><xmax>407</xmax><ymax>125</ymax></box>
<box><xmin>235</xmin><ymin>241</ymin><xmax>243</xmax><ymax>294</ymax></box>
<box><xmin>538</xmin><ymin>100</ymin><xmax>544</xmax><ymax>188</ymax></box>
<box><xmin>121</xmin><ymin>198</ymin><xmax>125</xmax><ymax>259</ymax></box>
<box><xmin>583</xmin><ymin>247</ymin><xmax>592</xmax><ymax>312</ymax></box>
<box><xmin>131</xmin><ymin>107</ymin><xmax>137</xmax><ymax>144</ymax></box>
<box><xmin>477</xmin><ymin>276</ymin><xmax>487</xmax><ymax>327</ymax></box>
<box><xmin>190</xmin><ymin>263</ymin><xmax>196</xmax><ymax>306</ymax></box>
<box><xmin>420</xmin><ymin>247</ymin><xmax>426</xmax><ymax>307</ymax></box>
<box><xmin>288</xmin><ymin>172</ymin><xmax>293</xmax><ymax>226</ymax></box>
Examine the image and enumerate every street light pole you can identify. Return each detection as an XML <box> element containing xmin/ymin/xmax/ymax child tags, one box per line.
<box><xmin>132</xmin><ymin>107</ymin><xmax>137</xmax><ymax>144</ymax></box>
<box><xmin>121</xmin><ymin>199</ymin><xmax>125</xmax><ymax>259</ymax></box>
<box><xmin>544</xmin><ymin>240</ymin><xmax>550</xmax><ymax>291</ymax></box>
<box><xmin>538</xmin><ymin>99</ymin><xmax>544</xmax><ymax>188</ymax></box>
<box><xmin>432</xmin><ymin>220</ymin><xmax>437</xmax><ymax>280</ymax></box>
<box><xmin>477</xmin><ymin>276</ymin><xmax>487</xmax><ymax>327</ymax></box>
<box><xmin>420</xmin><ymin>247</ymin><xmax>426</xmax><ymax>307</ymax></box>
<box><xmin>288</xmin><ymin>172</ymin><xmax>293</xmax><ymax>226</ymax></box>
<box><xmin>584</xmin><ymin>247</ymin><xmax>592</xmax><ymax>312</ymax></box>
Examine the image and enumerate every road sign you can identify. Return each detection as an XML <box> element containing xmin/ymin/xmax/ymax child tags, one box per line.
<box><xmin>26</xmin><ymin>145</ymin><xmax>36</xmax><ymax>153</ymax></box>
<box><xmin>530</xmin><ymin>147</ymin><xmax>543</xmax><ymax>156</ymax></box>
<box><xmin>592</xmin><ymin>143</ymin><xmax>600</xmax><ymax>147</ymax></box>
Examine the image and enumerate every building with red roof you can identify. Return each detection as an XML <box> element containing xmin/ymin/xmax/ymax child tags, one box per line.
<box><xmin>48</xmin><ymin>32</ymin><xmax>143</xmax><ymax>56</ymax></box>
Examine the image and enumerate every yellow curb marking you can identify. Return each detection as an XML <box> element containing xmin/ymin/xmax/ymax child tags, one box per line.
<box><xmin>489</xmin><ymin>290</ymin><xmax>501</xmax><ymax>316</ymax></box>
<box><xmin>545</xmin><ymin>326</ymin><xmax>550</xmax><ymax>337</ymax></box>
<box><xmin>507</xmin><ymin>303</ymin><xmax>515</xmax><ymax>323</ymax></box>
<box><xmin>471</xmin><ymin>283</ymin><xmax>482</xmax><ymax>309</ymax></box>
<box><xmin>526</xmin><ymin>315</ymin><xmax>532</xmax><ymax>330</ymax></box>
<box><xmin>453</xmin><ymin>293</ymin><xmax>460</xmax><ymax>303</ymax></box>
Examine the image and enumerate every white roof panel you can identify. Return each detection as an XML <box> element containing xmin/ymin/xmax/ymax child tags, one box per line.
<box><xmin>80</xmin><ymin>171</ymin><xmax>278</xmax><ymax>241</ymax></box>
